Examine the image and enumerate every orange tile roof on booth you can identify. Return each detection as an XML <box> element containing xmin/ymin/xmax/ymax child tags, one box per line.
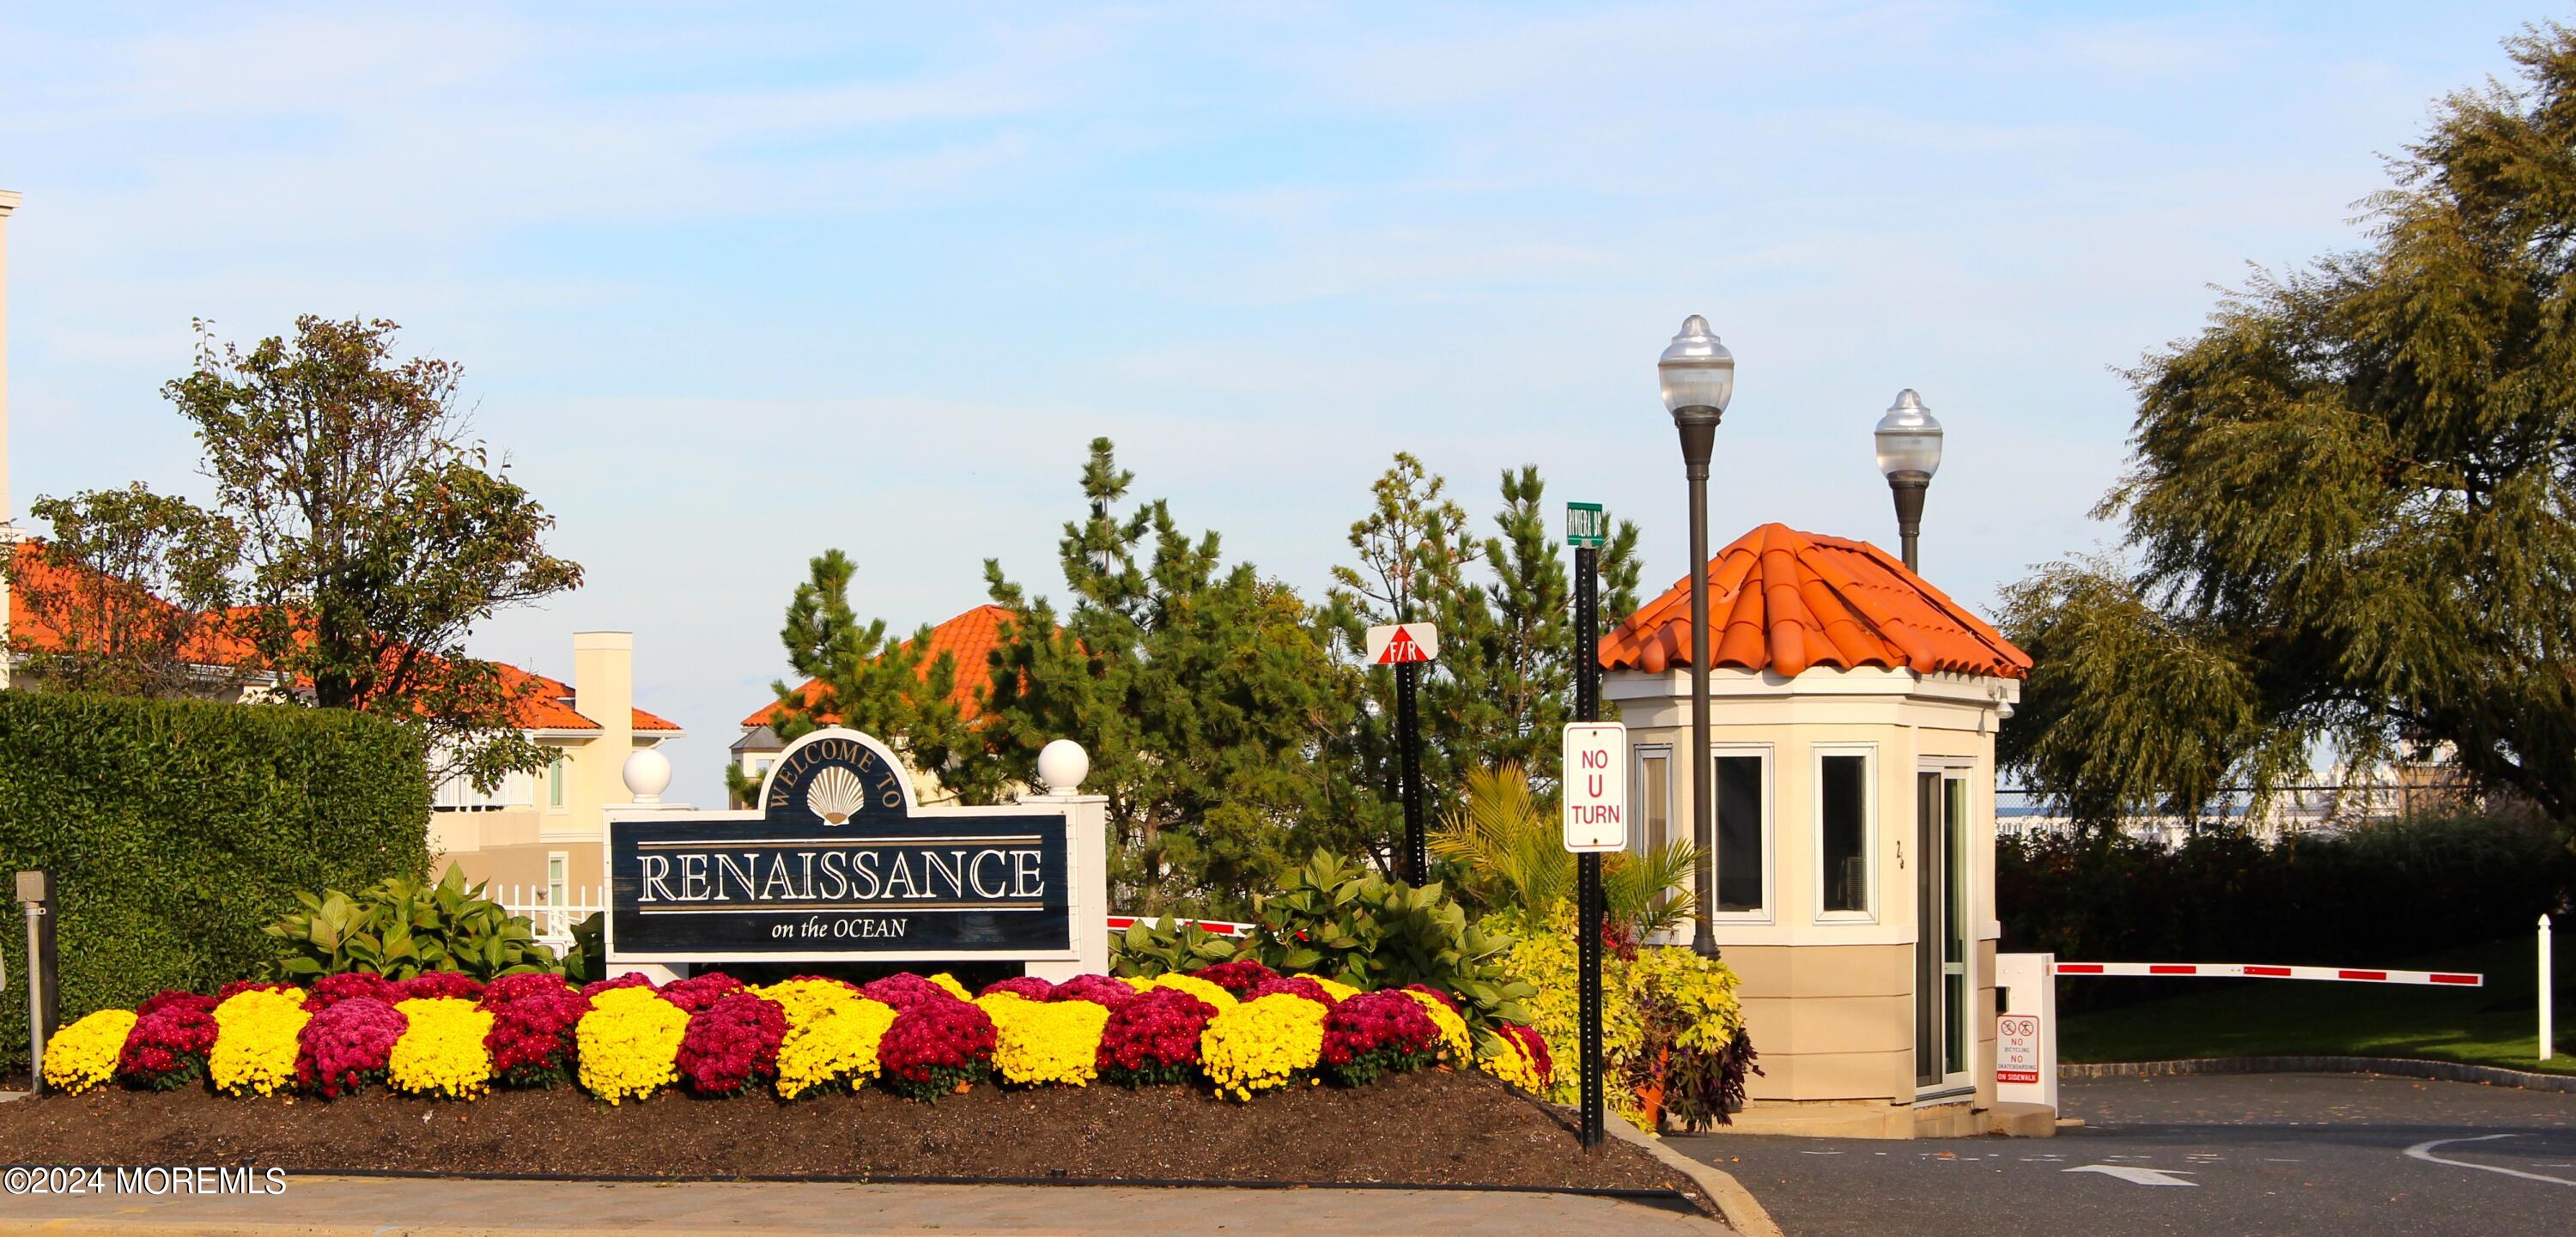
<box><xmin>742</xmin><ymin>603</ymin><xmax>1012</xmax><ymax>728</ymax></box>
<box><xmin>1597</xmin><ymin>523</ymin><xmax>2031</xmax><ymax>680</ymax></box>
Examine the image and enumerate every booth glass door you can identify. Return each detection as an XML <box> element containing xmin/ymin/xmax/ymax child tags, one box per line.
<box><xmin>1915</xmin><ymin>772</ymin><xmax>1971</xmax><ymax>1094</ymax></box>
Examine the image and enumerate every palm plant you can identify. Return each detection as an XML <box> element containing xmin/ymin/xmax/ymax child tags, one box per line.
<box><xmin>1431</xmin><ymin>763</ymin><xmax>1698</xmax><ymax>937</ymax></box>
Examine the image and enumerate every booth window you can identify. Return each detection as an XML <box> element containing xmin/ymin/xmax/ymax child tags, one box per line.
<box><xmin>1633</xmin><ymin>747</ymin><xmax>1672</xmax><ymax>907</ymax></box>
<box><xmin>1714</xmin><ymin>752</ymin><xmax>1766</xmax><ymax>914</ymax></box>
<box><xmin>1819</xmin><ymin>751</ymin><xmax>1871</xmax><ymax>915</ymax></box>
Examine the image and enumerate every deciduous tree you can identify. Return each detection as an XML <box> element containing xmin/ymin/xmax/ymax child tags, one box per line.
<box><xmin>2002</xmin><ymin>25</ymin><xmax>2576</xmax><ymax>828</ymax></box>
<box><xmin>3</xmin><ymin>483</ymin><xmax>240</xmax><ymax>697</ymax></box>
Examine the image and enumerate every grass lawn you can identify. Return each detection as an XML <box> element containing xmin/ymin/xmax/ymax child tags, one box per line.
<box><xmin>2057</xmin><ymin>932</ymin><xmax>2576</xmax><ymax>1074</ymax></box>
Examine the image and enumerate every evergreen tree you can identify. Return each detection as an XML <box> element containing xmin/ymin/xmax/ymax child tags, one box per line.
<box><xmin>733</xmin><ymin>549</ymin><xmax>999</xmax><ymax>808</ymax></box>
<box><xmin>2002</xmin><ymin>24</ymin><xmax>2576</xmax><ymax>828</ymax></box>
<box><xmin>1326</xmin><ymin>455</ymin><xmax>1642</xmax><ymax>833</ymax></box>
<box><xmin>980</xmin><ymin>439</ymin><xmax>1368</xmax><ymax>918</ymax></box>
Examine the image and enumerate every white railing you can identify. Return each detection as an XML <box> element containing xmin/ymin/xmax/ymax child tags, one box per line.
<box><xmin>495</xmin><ymin>885</ymin><xmax>604</xmax><ymax>955</ymax></box>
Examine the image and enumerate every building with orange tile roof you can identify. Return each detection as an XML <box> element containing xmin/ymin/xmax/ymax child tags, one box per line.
<box><xmin>730</xmin><ymin>603</ymin><xmax>1010</xmax><ymax>805</ymax></box>
<box><xmin>1600</xmin><ymin>522</ymin><xmax>2031</xmax><ymax>1137</ymax></box>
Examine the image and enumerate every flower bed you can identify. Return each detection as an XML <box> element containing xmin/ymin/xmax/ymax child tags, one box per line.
<box><xmin>39</xmin><ymin>966</ymin><xmax>1552</xmax><ymax>1107</ymax></box>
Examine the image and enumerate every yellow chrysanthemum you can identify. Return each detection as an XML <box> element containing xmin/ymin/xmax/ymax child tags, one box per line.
<box><xmin>388</xmin><ymin>997</ymin><xmax>495</xmax><ymax>1099</ymax></box>
<box><xmin>774</xmin><ymin>997</ymin><xmax>899</xmax><ymax>1099</ymax></box>
<box><xmin>927</xmin><ymin>973</ymin><xmax>973</xmax><ymax>1001</ymax></box>
<box><xmin>1477</xmin><ymin>1034</ymin><xmax>1544</xmax><ymax>1093</ymax></box>
<box><xmin>1307</xmin><ymin>976</ymin><xmax>1363</xmax><ymax>1003</ymax></box>
<box><xmin>978</xmin><ymin>993</ymin><xmax>1110</xmax><ymax>1088</ymax></box>
<box><xmin>1200</xmin><ymin>992</ymin><xmax>1327</xmax><ymax>1101</ymax></box>
<box><xmin>42</xmin><ymin>1009</ymin><xmax>137</xmax><ymax>1094</ymax></box>
<box><xmin>210</xmin><ymin>987</ymin><xmax>309</xmax><ymax>1097</ymax></box>
<box><xmin>576</xmin><ymin>985</ymin><xmax>689</xmax><ymax>1104</ymax></box>
<box><xmin>1148</xmin><ymin>973</ymin><xmax>1239</xmax><ymax>1013</ymax></box>
<box><xmin>1399</xmin><ymin>989</ymin><xmax>1471</xmax><ymax>1065</ymax></box>
<box><xmin>756</xmin><ymin>979</ymin><xmax>865</xmax><ymax>1031</ymax></box>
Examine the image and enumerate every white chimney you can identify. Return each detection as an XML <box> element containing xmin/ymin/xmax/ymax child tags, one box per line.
<box><xmin>571</xmin><ymin>632</ymin><xmax>635</xmax><ymax>803</ymax></box>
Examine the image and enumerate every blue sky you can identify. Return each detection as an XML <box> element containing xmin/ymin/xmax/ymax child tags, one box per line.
<box><xmin>0</xmin><ymin>2</ymin><xmax>2550</xmax><ymax>802</ymax></box>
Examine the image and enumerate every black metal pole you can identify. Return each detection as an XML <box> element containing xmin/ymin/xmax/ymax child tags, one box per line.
<box><xmin>1574</xmin><ymin>541</ymin><xmax>1605</xmax><ymax>1150</ymax></box>
<box><xmin>1675</xmin><ymin>408</ymin><xmax>1721</xmax><ymax>956</ymax></box>
<box><xmin>1888</xmin><ymin>470</ymin><xmax>1929</xmax><ymax>574</ymax></box>
<box><xmin>1398</xmin><ymin>659</ymin><xmax>1425</xmax><ymax>885</ymax></box>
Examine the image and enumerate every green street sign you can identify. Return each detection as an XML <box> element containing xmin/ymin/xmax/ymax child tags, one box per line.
<box><xmin>1566</xmin><ymin>501</ymin><xmax>1606</xmax><ymax>549</ymax></box>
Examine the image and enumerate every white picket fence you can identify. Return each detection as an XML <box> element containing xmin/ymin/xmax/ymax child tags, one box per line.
<box><xmin>495</xmin><ymin>886</ymin><xmax>604</xmax><ymax>955</ymax></box>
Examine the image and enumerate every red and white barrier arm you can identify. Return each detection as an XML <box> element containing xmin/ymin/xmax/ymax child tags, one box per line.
<box><xmin>2053</xmin><ymin>961</ymin><xmax>2482</xmax><ymax>987</ymax></box>
<box><xmin>1105</xmin><ymin>914</ymin><xmax>1254</xmax><ymax>938</ymax></box>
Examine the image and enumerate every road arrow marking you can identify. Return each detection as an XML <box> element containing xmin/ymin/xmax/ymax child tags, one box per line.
<box><xmin>2404</xmin><ymin>1135</ymin><xmax>2576</xmax><ymax>1188</ymax></box>
<box><xmin>2065</xmin><ymin>1164</ymin><xmax>2199</xmax><ymax>1186</ymax></box>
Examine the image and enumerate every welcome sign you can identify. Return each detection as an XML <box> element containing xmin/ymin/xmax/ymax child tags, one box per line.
<box><xmin>604</xmin><ymin>728</ymin><xmax>1073</xmax><ymax>963</ymax></box>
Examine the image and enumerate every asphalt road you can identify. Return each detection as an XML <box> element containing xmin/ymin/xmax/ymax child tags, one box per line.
<box><xmin>1672</xmin><ymin>1073</ymin><xmax>2576</xmax><ymax>1237</ymax></box>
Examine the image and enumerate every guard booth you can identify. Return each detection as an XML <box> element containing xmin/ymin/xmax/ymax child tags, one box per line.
<box><xmin>1599</xmin><ymin>523</ymin><xmax>2034</xmax><ymax>1137</ymax></box>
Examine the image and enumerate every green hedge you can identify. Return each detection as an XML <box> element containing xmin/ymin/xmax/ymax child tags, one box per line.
<box><xmin>0</xmin><ymin>691</ymin><xmax>430</xmax><ymax>1073</ymax></box>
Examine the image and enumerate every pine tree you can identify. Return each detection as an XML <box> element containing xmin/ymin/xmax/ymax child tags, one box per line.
<box><xmin>980</xmin><ymin>439</ymin><xmax>1367</xmax><ymax>917</ymax></box>
<box><xmin>734</xmin><ymin>549</ymin><xmax>999</xmax><ymax>808</ymax></box>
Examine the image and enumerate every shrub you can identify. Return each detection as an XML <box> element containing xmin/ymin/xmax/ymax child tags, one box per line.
<box><xmin>1242</xmin><ymin>851</ymin><xmax>1534</xmax><ymax>1043</ymax></box>
<box><xmin>307</xmin><ymin>972</ymin><xmax>404</xmax><ymax>1010</ymax></box>
<box><xmin>387</xmin><ymin>997</ymin><xmax>495</xmax><ymax>1099</ymax></box>
<box><xmin>1248</xmin><ymin>975</ymin><xmax>1335</xmax><ymax>1006</ymax></box>
<box><xmin>208</xmin><ymin>986</ymin><xmax>310</xmax><ymax>1096</ymax></box>
<box><xmin>677</xmin><ymin>991</ymin><xmax>787</xmax><ymax>1096</ymax></box>
<box><xmin>1999</xmin><ymin>815</ymin><xmax>2576</xmax><ymax>1012</ymax></box>
<box><xmin>1319</xmin><ymin>990</ymin><xmax>1440</xmax><ymax>1087</ymax></box>
<box><xmin>265</xmin><ymin>868</ymin><xmax>554</xmax><ymax>983</ymax></box>
<box><xmin>581</xmin><ymin>973</ymin><xmax>655</xmax><ymax>999</ymax></box>
<box><xmin>754</xmin><ymin>978</ymin><xmax>863</xmax><ymax>1030</ymax></box>
<box><xmin>118</xmin><ymin>991</ymin><xmax>219</xmax><ymax>1090</ymax></box>
<box><xmin>1096</xmin><ymin>987</ymin><xmax>1215</xmax><ymax>1086</ymax></box>
<box><xmin>877</xmin><ymin>997</ymin><xmax>996</xmax><ymax>1101</ymax></box>
<box><xmin>575</xmin><ymin>985</ymin><xmax>689</xmax><ymax>1104</ymax></box>
<box><xmin>861</xmin><ymin>972</ymin><xmax>957</xmax><ymax>1010</ymax></box>
<box><xmin>978</xmin><ymin>975</ymin><xmax>1056</xmax><ymax>1002</ymax></box>
<box><xmin>774</xmin><ymin>997</ymin><xmax>900</xmax><ymax>1099</ymax></box>
<box><xmin>1200</xmin><ymin>991</ymin><xmax>1328</xmax><ymax>1101</ymax></box>
<box><xmin>657</xmin><ymin>971</ymin><xmax>747</xmax><ymax>1015</ymax></box>
<box><xmin>1495</xmin><ymin>904</ymin><xmax>1751</xmax><ymax>1132</ymax></box>
<box><xmin>39</xmin><ymin>1009</ymin><xmax>135</xmax><ymax>1094</ymax></box>
<box><xmin>0</xmin><ymin>690</ymin><xmax>429</xmax><ymax>1075</ymax></box>
<box><xmin>400</xmin><ymin>971</ymin><xmax>487</xmax><ymax>1003</ymax></box>
<box><xmin>1108</xmin><ymin>916</ymin><xmax>1247</xmax><ymax>977</ymax></box>
<box><xmin>1049</xmin><ymin>974</ymin><xmax>1138</xmax><ymax>1008</ymax></box>
<box><xmin>978</xmin><ymin>992</ymin><xmax>1110</xmax><ymax>1087</ymax></box>
<box><xmin>297</xmin><ymin>997</ymin><xmax>407</xmax><ymax>1098</ymax></box>
<box><xmin>1187</xmin><ymin>959</ymin><xmax>1276</xmax><ymax>997</ymax></box>
<box><xmin>483</xmin><ymin>985</ymin><xmax>590</xmax><ymax>1088</ymax></box>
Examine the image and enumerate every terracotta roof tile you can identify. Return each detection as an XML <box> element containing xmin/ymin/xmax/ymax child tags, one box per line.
<box><xmin>742</xmin><ymin>603</ymin><xmax>1011</xmax><ymax>728</ymax></box>
<box><xmin>1598</xmin><ymin>523</ymin><xmax>2030</xmax><ymax>680</ymax></box>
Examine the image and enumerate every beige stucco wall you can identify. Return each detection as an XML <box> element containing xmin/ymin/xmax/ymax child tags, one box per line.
<box><xmin>1607</xmin><ymin>665</ymin><xmax>2014</xmax><ymax>1107</ymax></box>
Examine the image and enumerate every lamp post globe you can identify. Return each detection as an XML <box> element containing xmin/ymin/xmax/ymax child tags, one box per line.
<box><xmin>1661</xmin><ymin>315</ymin><xmax>1730</xmax><ymax>959</ymax></box>
<box><xmin>1875</xmin><ymin>389</ymin><xmax>1943</xmax><ymax>573</ymax></box>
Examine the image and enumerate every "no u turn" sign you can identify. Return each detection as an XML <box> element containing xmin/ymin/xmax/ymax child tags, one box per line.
<box><xmin>1559</xmin><ymin>722</ymin><xmax>1628</xmax><ymax>852</ymax></box>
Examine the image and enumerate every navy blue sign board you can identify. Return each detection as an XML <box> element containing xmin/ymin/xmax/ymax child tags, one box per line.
<box><xmin>604</xmin><ymin>728</ymin><xmax>1073</xmax><ymax>964</ymax></box>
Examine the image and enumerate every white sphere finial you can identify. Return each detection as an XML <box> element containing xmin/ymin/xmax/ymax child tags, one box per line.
<box><xmin>1036</xmin><ymin>739</ymin><xmax>1090</xmax><ymax>794</ymax></box>
<box><xmin>623</xmin><ymin>747</ymin><xmax>672</xmax><ymax>803</ymax></box>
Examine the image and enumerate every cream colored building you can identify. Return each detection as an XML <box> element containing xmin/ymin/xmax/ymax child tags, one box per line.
<box><xmin>1601</xmin><ymin>523</ymin><xmax>2030</xmax><ymax>1137</ymax></box>
<box><xmin>431</xmin><ymin>631</ymin><xmax>683</xmax><ymax>914</ymax></box>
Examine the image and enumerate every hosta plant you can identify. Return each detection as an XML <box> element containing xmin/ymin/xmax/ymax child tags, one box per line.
<box><xmin>264</xmin><ymin>868</ymin><xmax>557</xmax><ymax>981</ymax></box>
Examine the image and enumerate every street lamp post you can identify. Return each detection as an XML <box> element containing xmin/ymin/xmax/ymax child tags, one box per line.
<box><xmin>1874</xmin><ymin>389</ymin><xmax>1944</xmax><ymax>573</ymax></box>
<box><xmin>1659</xmin><ymin>316</ymin><xmax>1735</xmax><ymax>959</ymax></box>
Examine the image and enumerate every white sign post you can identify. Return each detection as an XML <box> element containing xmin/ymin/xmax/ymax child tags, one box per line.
<box><xmin>1996</xmin><ymin>951</ymin><xmax>2059</xmax><ymax>1114</ymax></box>
<box><xmin>1560</xmin><ymin>722</ymin><xmax>1628</xmax><ymax>852</ymax></box>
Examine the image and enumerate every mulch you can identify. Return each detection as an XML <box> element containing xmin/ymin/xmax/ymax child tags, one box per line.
<box><xmin>0</xmin><ymin>1070</ymin><xmax>1707</xmax><ymax>1210</ymax></box>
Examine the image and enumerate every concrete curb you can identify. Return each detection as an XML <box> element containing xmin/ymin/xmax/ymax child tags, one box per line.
<box><xmin>2064</xmin><ymin>1056</ymin><xmax>2576</xmax><ymax>1093</ymax></box>
<box><xmin>1601</xmin><ymin>1115</ymin><xmax>1784</xmax><ymax>1237</ymax></box>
